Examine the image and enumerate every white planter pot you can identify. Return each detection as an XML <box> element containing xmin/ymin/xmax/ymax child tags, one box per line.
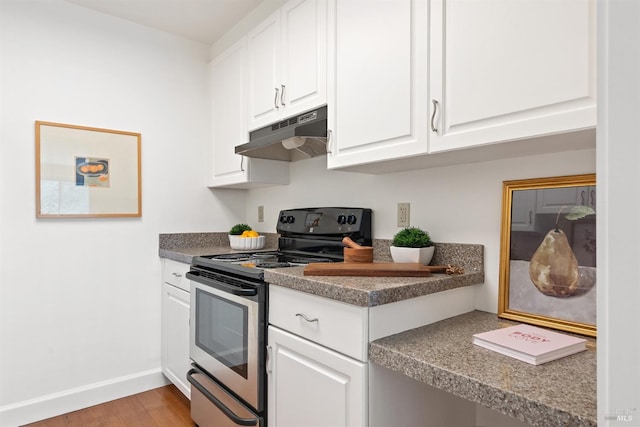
<box><xmin>390</xmin><ymin>246</ymin><xmax>435</xmax><ymax>265</ymax></box>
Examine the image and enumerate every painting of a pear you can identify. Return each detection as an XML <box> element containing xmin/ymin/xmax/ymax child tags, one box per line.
<box><xmin>529</xmin><ymin>228</ymin><xmax>579</xmax><ymax>297</ymax></box>
<box><xmin>499</xmin><ymin>174</ymin><xmax>597</xmax><ymax>337</ymax></box>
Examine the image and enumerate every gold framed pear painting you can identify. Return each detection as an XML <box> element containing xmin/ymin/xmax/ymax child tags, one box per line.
<box><xmin>498</xmin><ymin>174</ymin><xmax>596</xmax><ymax>337</ymax></box>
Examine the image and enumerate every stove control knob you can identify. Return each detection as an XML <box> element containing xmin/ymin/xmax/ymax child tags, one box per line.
<box><xmin>286</xmin><ymin>215</ymin><xmax>295</xmax><ymax>224</ymax></box>
<box><xmin>279</xmin><ymin>215</ymin><xmax>288</xmax><ymax>223</ymax></box>
<box><xmin>337</xmin><ymin>214</ymin><xmax>347</xmax><ymax>225</ymax></box>
<box><xmin>347</xmin><ymin>214</ymin><xmax>357</xmax><ymax>225</ymax></box>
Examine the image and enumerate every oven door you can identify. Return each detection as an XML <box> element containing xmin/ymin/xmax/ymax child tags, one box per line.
<box><xmin>188</xmin><ymin>272</ymin><xmax>265</xmax><ymax>412</ymax></box>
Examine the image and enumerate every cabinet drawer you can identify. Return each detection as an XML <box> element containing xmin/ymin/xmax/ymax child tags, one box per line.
<box><xmin>162</xmin><ymin>258</ymin><xmax>191</xmax><ymax>293</ymax></box>
<box><xmin>269</xmin><ymin>285</ymin><xmax>368</xmax><ymax>361</ymax></box>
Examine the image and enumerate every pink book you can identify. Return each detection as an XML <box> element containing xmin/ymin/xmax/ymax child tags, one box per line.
<box><xmin>472</xmin><ymin>323</ymin><xmax>587</xmax><ymax>365</ymax></box>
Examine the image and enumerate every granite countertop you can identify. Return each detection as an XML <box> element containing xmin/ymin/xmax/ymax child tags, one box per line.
<box><xmin>159</xmin><ymin>232</ymin><xmax>484</xmax><ymax>307</ymax></box>
<box><xmin>158</xmin><ymin>232</ymin><xmax>280</xmax><ymax>263</ymax></box>
<box><xmin>263</xmin><ymin>266</ymin><xmax>482</xmax><ymax>307</ymax></box>
<box><xmin>369</xmin><ymin>310</ymin><xmax>597</xmax><ymax>427</ymax></box>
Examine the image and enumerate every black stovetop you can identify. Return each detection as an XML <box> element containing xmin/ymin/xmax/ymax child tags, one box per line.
<box><xmin>203</xmin><ymin>250</ymin><xmax>339</xmax><ymax>268</ymax></box>
<box><xmin>190</xmin><ymin>207</ymin><xmax>372</xmax><ymax>282</ymax></box>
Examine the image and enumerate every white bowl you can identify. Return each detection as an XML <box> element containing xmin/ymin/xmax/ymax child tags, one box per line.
<box><xmin>229</xmin><ymin>235</ymin><xmax>266</xmax><ymax>250</ymax></box>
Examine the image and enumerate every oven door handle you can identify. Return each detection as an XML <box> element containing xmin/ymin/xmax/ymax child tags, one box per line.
<box><xmin>187</xmin><ymin>367</ymin><xmax>258</xmax><ymax>426</ymax></box>
<box><xmin>186</xmin><ymin>272</ymin><xmax>258</xmax><ymax>297</ymax></box>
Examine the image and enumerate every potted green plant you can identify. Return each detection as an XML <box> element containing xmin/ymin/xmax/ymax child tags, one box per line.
<box><xmin>229</xmin><ymin>223</ymin><xmax>252</xmax><ymax>236</ymax></box>
<box><xmin>390</xmin><ymin>226</ymin><xmax>435</xmax><ymax>265</ymax></box>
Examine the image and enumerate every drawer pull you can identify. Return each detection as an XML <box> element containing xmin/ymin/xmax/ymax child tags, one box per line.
<box><xmin>172</xmin><ymin>272</ymin><xmax>182</xmax><ymax>278</ymax></box>
<box><xmin>295</xmin><ymin>313</ymin><xmax>318</xmax><ymax>323</ymax></box>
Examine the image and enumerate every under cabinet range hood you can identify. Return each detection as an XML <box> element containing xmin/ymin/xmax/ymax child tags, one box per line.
<box><xmin>235</xmin><ymin>106</ymin><xmax>328</xmax><ymax>162</ymax></box>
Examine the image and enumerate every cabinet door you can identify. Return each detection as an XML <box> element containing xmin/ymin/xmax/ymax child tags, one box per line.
<box><xmin>268</xmin><ymin>326</ymin><xmax>366</xmax><ymax>427</ymax></box>
<box><xmin>327</xmin><ymin>0</ymin><xmax>428</xmax><ymax>169</ymax></box>
<box><xmin>209</xmin><ymin>39</ymin><xmax>289</xmax><ymax>189</ymax></box>
<box><xmin>535</xmin><ymin>185</ymin><xmax>596</xmax><ymax>215</ymax></box>
<box><xmin>161</xmin><ymin>283</ymin><xmax>191</xmax><ymax>398</ymax></box>
<box><xmin>208</xmin><ymin>38</ymin><xmax>249</xmax><ymax>186</ymax></box>
<box><xmin>536</xmin><ymin>187</ymin><xmax>583</xmax><ymax>215</ymax></box>
<box><xmin>429</xmin><ymin>0</ymin><xmax>596</xmax><ymax>153</ymax></box>
<box><xmin>248</xmin><ymin>11</ymin><xmax>281</xmax><ymax>130</ymax></box>
<box><xmin>511</xmin><ymin>189</ymin><xmax>537</xmax><ymax>232</ymax></box>
<box><xmin>280</xmin><ymin>0</ymin><xmax>327</xmax><ymax>118</ymax></box>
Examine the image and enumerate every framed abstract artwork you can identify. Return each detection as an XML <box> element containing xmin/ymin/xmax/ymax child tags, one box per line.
<box><xmin>36</xmin><ymin>121</ymin><xmax>141</xmax><ymax>218</ymax></box>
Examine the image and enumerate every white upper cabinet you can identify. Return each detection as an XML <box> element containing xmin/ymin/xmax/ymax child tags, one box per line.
<box><xmin>510</xmin><ymin>189</ymin><xmax>537</xmax><ymax>232</ymax></box>
<box><xmin>536</xmin><ymin>185</ymin><xmax>596</xmax><ymax>214</ymax></box>
<box><xmin>248</xmin><ymin>0</ymin><xmax>327</xmax><ymax>131</ymax></box>
<box><xmin>326</xmin><ymin>0</ymin><xmax>429</xmax><ymax>169</ymax></box>
<box><xmin>208</xmin><ymin>38</ymin><xmax>289</xmax><ymax>188</ymax></box>
<box><xmin>428</xmin><ymin>0</ymin><xmax>596</xmax><ymax>153</ymax></box>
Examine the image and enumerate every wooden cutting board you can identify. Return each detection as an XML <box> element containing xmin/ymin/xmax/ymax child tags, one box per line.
<box><xmin>303</xmin><ymin>262</ymin><xmax>449</xmax><ymax>277</ymax></box>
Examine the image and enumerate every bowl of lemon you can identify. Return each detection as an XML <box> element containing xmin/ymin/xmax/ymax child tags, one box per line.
<box><xmin>229</xmin><ymin>224</ymin><xmax>265</xmax><ymax>250</ymax></box>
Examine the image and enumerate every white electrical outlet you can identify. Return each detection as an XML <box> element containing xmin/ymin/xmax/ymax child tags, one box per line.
<box><xmin>397</xmin><ymin>203</ymin><xmax>410</xmax><ymax>227</ymax></box>
<box><xmin>258</xmin><ymin>206</ymin><xmax>264</xmax><ymax>222</ymax></box>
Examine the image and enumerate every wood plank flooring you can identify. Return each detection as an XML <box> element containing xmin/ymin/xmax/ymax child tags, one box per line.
<box><xmin>23</xmin><ymin>385</ymin><xmax>194</xmax><ymax>427</ymax></box>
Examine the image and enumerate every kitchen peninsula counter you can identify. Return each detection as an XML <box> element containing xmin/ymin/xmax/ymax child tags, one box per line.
<box><xmin>262</xmin><ymin>263</ymin><xmax>481</xmax><ymax>307</ymax></box>
<box><xmin>159</xmin><ymin>233</ymin><xmax>484</xmax><ymax>307</ymax></box>
<box><xmin>369</xmin><ymin>310</ymin><xmax>597</xmax><ymax>427</ymax></box>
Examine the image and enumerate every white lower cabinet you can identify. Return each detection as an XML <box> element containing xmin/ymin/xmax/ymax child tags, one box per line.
<box><xmin>268</xmin><ymin>285</ymin><xmax>368</xmax><ymax>426</ymax></box>
<box><xmin>266</xmin><ymin>283</ymin><xmax>478</xmax><ymax>427</ymax></box>
<box><xmin>267</xmin><ymin>326</ymin><xmax>366</xmax><ymax>427</ymax></box>
<box><xmin>161</xmin><ymin>259</ymin><xmax>191</xmax><ymax>398</ymax></box>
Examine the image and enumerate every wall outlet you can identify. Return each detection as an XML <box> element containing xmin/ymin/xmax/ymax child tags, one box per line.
<box><xmin>258</xmin><ymin>205</ymin><xmax>264</xmax><ymax>222</ymax></box>
<box><xmin>397</xmin><ymin>203</ymin><xmax>410</xmax><ymax>227</ymax></box>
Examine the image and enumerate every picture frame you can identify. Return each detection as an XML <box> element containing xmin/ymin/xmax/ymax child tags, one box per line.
<box><xmin>498</xmin><ymin>174</ymin><xmax>596</xmax><ymax>337</ymax></box>
<box><xmin>36</xmin><ymin>121</ymin><xmax>141</xmax><ymax>218</ymax></box>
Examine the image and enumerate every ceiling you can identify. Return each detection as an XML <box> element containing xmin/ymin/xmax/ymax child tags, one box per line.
<box><xmin>64</xmin><ymin>0</ymin><xmax>264</xmax><ymax>45</ymax></box>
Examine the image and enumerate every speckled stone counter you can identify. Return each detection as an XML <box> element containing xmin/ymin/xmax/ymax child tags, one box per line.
<box><xmin>160</xmin><ymin>235</ymin><xmax>484</xmax><ymax>307</ymax></box>
<box><xmin>158</xmin><ymin>232</ymin><xmax>279</xmax><ymax>264</ymax></box>
<box><xmin>263</xmin><ymin>262</ymin><xmax>482</xmax><ymax>307</ymax></box>
<box><xmin>369</xmin><ymin>310</ymin><xmax>596</xmax><ymax>427</ymax></box>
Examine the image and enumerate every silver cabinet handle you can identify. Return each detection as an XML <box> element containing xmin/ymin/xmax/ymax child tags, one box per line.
<box><xmin>528</xmin><ymin>210</ymin><xmax>533</xmax><ymax>225</ymax></box>
<box><xmin>240</xmin><ymin>155</ymin><xmax>245</xmax><ymax>172</ymax></box>
<box><xmin>295</xmin><ymin>313</ymin><xmax>318</xmax><ymax>323</ymax></box>
<box><xmin>280</xmin><ymin>84</ymin><xmax>286</xmax><ymax>106</ymax></box>
<box><xmin>266</xmin><ymin>345</ymin><xmax>273</xmax><ymax>374</ymax></box>
<box><xmin>326</xmin><ymin>129</ymin><xmax>333</xmax><ymax>154</ymax></box>
<box><xmin>590</xmin><ymin>189</ymin><xmax>596</xmax><ymax>208</ymax></box>
<box><xmin>274</xmin><ymin>87</ymin><xmax>280</xmax><ymax>109</ymax></box>
<box><xmin>172</xmin><ymin>272</ymin><xmax>182</xmax><ymax>278</ymax></box>
<box><xmin>430</xmin><ymin>99</ymin><xmax>439</xmax><ymax>132</ymax></box>
<box><xmin>581</xmin><ymin>190</ymin><xmax>587</xmax><ymax>205</ymax></box>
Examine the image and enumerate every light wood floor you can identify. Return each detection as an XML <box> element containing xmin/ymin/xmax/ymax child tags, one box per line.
<box><xmin>23</xmin><ymin>385</ymin><xmax>194</xmax><ymax>427</ymax></box>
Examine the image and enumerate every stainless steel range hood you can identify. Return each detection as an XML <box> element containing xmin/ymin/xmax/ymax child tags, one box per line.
<box><xmin>235</xmin><ymin>106</ymin><xmax>327</xmax><ymax>162</ymax></box>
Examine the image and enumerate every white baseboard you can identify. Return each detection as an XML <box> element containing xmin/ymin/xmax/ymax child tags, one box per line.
<box><xmin>0</xmin><ymin>369</ymin><xmax>170</xmax><ymax>427</ymax></box>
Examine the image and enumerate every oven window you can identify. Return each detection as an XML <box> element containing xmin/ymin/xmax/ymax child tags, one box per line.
<box><xmin>195</xmin><ymin>288</ymin><xmax>249</xmax><ymax>379</ymax></box>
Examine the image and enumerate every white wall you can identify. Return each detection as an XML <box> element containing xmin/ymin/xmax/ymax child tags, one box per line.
<box><xmin>0</xmin><ymin>1</ymin><xmax>245</xmax><ymax>425</ymax></box>
<box><xmin>245</xmin><ymin>148</ymin><xmax>596</xmax><ymax>313</ymax></box>
<box><xmin>597</xmin><ymin>1</ymin><xmax>640</xmax><ymax>425</ymax></box>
